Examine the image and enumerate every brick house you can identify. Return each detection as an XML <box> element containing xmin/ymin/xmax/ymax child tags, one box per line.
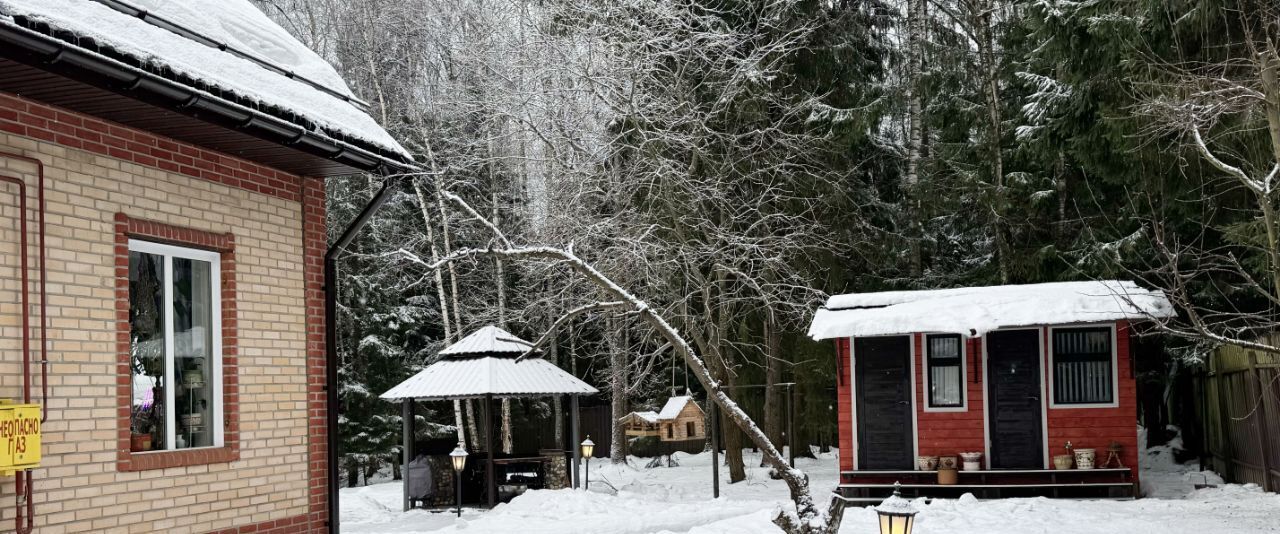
<box><xmin>0</xmin><ymin>1</ymin><xmax>412</xmax><ymax>533</ymax></box>
<box><xmin>807</xmin><ymin>281</ymin><xmax>1174</xmax><ymax>503</ymax></box>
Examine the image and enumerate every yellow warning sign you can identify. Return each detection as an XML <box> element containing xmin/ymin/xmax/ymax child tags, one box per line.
<box><xmin>0</xmin><ymin>402</ymin><xmax>41</xmax><ymax>475</ymax></box>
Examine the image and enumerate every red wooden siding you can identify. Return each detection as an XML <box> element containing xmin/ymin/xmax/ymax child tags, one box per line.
<box><xmin>914</xmin><ymin>334</ymin><xmax>985</xmax><ymax>459</ymax></box>
<box><xmin>839</xmin><ymin>321</ymin><xmax>1140</xmax><ymax>486</ymax></box>
<box><xmin>1041</xmin><ymin>322</ymin><xmax>1140</xmax><ymax>481</ymax></box>
<box><xmin>836</xmin><ymin>338</ymin><xmax>854</xmax><ymax>476</ymax></box>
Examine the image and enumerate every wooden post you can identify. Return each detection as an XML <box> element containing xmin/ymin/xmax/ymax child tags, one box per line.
<box><xmin>485</xmin><ymin>394</ymin><xmax>496</xmax><ymax>507</ymax></box>
<box><xmin>402</xmin><ymin>399</ymin><xmax>413</xmax><ymax>511</ymax></box>
<box><xmin>1248</xmin><ymin>352</ymin><xmax>1274</xmax><ymax>491</ymax></box>
<box><xmin>787</xmin><ymin>383</ymin><xmax>795</xmax><ymax>468</ymax></box>
<box><xmin>570</xmin><ymin>395</ymin><xmax>581</xmax><ymax>489</ymax></box>
<box><xmin>710</xmin><ymin>401</ymin><xmax>719</xmax><ymax>498</ymax></box>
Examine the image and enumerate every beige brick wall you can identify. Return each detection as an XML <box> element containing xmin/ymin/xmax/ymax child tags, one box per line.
<box><xmin>0</xmin><ymin>132</ymin><xmax>310</xmax><ymax>533</ymax></box>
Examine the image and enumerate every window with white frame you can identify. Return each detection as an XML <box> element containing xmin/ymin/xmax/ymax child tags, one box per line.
<box><xmin>1051</xmin><ymin>327</ymin><xmax>1113</xmax><ymax>405</ymax></box>
<box><xmin>129</xmin><ymin>240</ymin><xmax>222</xmax><ymax>451</ymax></box>
<box><xmin>926</xmin><ymin>334</ymin><xmax>963</xmax><ymax>408</ymax></box>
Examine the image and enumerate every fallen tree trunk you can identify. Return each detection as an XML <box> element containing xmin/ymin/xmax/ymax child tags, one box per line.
<box><xmin>404</xmin><ymin>192</ymin><xmax>845</xmax><ymax>533</ymax></box>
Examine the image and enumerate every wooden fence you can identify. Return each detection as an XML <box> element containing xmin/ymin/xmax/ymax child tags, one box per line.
<box><xmin>1196</xmin><ymin>335</ymin><xmax>1280</xmax><ymax>492</ymax></box>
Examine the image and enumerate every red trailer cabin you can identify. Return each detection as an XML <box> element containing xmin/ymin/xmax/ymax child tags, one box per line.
<box><xmin>808</xmin><ymin>281</ymin><xmax>1174</xmax><ymax>503</ymax></box>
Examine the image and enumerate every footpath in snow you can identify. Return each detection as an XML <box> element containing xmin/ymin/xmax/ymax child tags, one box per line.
<box><xmin>341</xmin><ymin>444</ymin><xmax>1280</xmax><ymax>533</ymax></box>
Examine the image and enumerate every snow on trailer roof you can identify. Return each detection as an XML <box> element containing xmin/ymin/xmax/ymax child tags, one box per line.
<box><xmin>381</xmin><ymin>326</ymin><xmax>597</xmax><ymax>400</ymax></box>
<box><xmin>807</xmin><ymin>280</ymin><xmax>1174</xmax><ymax>340</ymax></box>
<box><xmin>0</xmin><ymin>0</ymin><xmax>409</xmax><ymax>160</ymax></box>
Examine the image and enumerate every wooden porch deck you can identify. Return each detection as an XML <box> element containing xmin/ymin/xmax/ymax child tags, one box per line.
<box><xmin>836</xmin><ymin>468</ymin><xmax>1136</xmax><ymax>504</ymax></box>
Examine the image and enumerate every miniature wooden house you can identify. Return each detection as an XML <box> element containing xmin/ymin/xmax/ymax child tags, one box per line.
<box><xmin>655</xmin><ymin>396</ymin><xmax>705</xmax><ymax>442</ymax></box>
<box><xmin>621</xmin><ymin>411</ymin><xmax>660</xmax><ymax>437</ymax></box>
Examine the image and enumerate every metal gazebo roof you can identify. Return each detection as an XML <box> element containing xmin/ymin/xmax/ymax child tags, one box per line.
<box><xmin>380</xmin><ymin>326</ymin><xmax>598</xmax><ymax>401</ymax></box>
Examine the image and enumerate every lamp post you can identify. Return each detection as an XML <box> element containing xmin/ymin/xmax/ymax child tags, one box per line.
<box><xmin>580</xmin><ymin>437</ymin><xmax>595</xmax><ymax>490</ymax></box>
<box><xmin>450</xmin><ymin>446</ymin><xmax>468</xmax><ymax>518</ymax></box>
<box><xmin>875</xmin><ymin>482</ymin><xmax>917</xmax><ymax>534</ymax></box>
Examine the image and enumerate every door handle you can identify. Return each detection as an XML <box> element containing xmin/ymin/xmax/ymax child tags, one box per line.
<box><xmin>896</xmin><ymin>401</ymin><xmax>910</xmax><ymax>405</ymax></box>
<box><xmin>1027</xmin><ymin>396</ymin><xmax>1039</xmax><ymax>401</ymax></box>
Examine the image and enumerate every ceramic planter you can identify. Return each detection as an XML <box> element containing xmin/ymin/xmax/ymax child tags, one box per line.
<box><xmin>916</xmin><ymin>455</ymin><xmax>938</xmax><ymax>471</ymax></box>
<box><xmin>938</xmin><ymin>456</ymin><xmax>959</xmax><ymax>470</ymax></box>
<box><xmin>1073</xmin><ymin>448</ymin><xmax>1096</xmax><ymax>470</ymax></box>
<box><xmin>937</xmin><ymin>467</ymin><xmax>958</xmax><ymax>485</ymax></box>
<box><xmin>959</xmin><ymin>452</ymin><xmax>983</xmax><ymax>471</ymax></box>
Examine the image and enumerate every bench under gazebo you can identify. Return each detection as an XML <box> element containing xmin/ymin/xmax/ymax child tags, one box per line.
<box><xmin>380</xmin><ymin>325</ymin><xmax>598</xmax><ymax>510</ymax></box>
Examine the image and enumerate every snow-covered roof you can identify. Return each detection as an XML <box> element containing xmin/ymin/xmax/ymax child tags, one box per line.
<box><xmin>0</xmin><ymin>0</ymin><xmax>409</xmax><ymax>161</ymax></box>
<box><xmin>808</xmin><ymin>280</ymin><xmax>1174</xmax><ymax>340</ymax></box>
<box><xmin>624</xmin><ymin>411</ymin><xmax>660</xmax><ymax>424</ymax></box>
<box><xmin>657</xmin><ymin>396</ymin><xmax>700</xmax><ymax>420</ymax></box>
<box><xmin>438</xmin><ymin>325</ymin><xmax>534</xmax><ymax>358</ymax></box>
<box><xmin>380</xmin><ymin>356</ymin><xmax>598</xmax><ymax>400</ymax></box>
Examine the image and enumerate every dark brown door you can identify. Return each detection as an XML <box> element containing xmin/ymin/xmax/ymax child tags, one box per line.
<box><xmin>987</xmin><ymin>329</ymin><xmax>1044</xmax><ymax>469</ymax></box>
<box><xmin>855</xmin><ymin>336</ymin><xmax>914</xmax><ymax>470</ymax></box>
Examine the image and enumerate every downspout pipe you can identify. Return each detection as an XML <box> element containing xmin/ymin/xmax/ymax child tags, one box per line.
<box><xmin>0</xmin><ymin>152</ymin><xmax>47</xmax><ymax>423</ymax></box>
<box><xmin>0</xmin><ymin>151</ymin><xmax>46</xmax><ymax>534</ymax></box>
<box><xmin>324</xmin><ymin>175</ymin><xmax>402</xmax><ymax>533</ymax></box>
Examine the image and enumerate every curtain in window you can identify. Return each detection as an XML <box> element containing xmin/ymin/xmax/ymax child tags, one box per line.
<box><xmin>1052</xmin><ymin>328</ymin><xmax>1113</xmax><ymax>404</ymax></box>
<box><xmin>927</xmin><ymin>335</ymin><xmax>962</xmax><ymax>407</ymax></box>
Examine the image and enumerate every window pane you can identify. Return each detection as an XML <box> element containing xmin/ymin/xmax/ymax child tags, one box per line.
<box><xmin>927</xmin><ymin>335</ymin><xmax>963</xmax><ymax>407</ymax></box>
<box><xmin>130</xmin><ymin>251</ymin><xmax>166</xmax><ymax>451</ymax></box>
<box><xmin>174</xmin><ymin>257</ymin><xmax>215</xmax><ymax>449</ymax></box>
<box><xmin>1052</xmin><ymin>328</ymin><xmax>1113</xmax><ymax>404</ymax></box>
<box><xmin>928</xmin><ymin>336</ymin><xmax>959</xmax><ymax>360</ymax></box>
<box><xmin>929</xmin><ymin>364</ymin><xmax>961</xmax><ymax>406</ymax></box>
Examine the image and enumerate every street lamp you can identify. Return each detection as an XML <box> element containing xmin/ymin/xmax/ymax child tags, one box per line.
<box><xmin>450</xmin><ymin>446</ymin><xmax>468</xmax><ymax>518</ymax></box>
<box><xmin>875</xmin><ymin>482</ymin><xmax>917</xmax><ymax>534</ymax></box>
<box><xmin>580</xmin><ymin>436</ymin><xmax>595</xmax><ymax>490</ymax></box>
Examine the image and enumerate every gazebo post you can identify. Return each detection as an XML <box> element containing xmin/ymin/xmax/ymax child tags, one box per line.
<box><xmin>710</xmin><ymin>401</ymin><xmax>719</xmax><ymax>498</ymax></box>
<box><xmin>401</xmin><ymin>399</ymin><xmax>414</xmax><ymax>511</ymax></box>
<box><xmin>485</xmin><ymin>394</ymin><xmax>496</xmax><ymax>508</ymax></box>
<box><xmin>570</xmin><ymin>395</ymin><xmax>581</xmax><ymax>489</ymax></box>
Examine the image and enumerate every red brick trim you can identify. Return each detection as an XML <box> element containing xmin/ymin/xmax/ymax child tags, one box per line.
<box><xmin>302</xmin><ymin>178</ymin><xmax>329</xmax><ymax>530</ymax></box>
<box><xmin>115</xmin><ymin>212</ymin><xmax>241</xmax><ymax>472</ymax></box>
<box><xmin>206</xmin><ymin>513</ymin><xmax>309</xmax><ymax>534</ymax></box>
<box><xmin>0</xmin><ymin>91</ymin><xmax>301</xmax><ymax>201</ymax></box>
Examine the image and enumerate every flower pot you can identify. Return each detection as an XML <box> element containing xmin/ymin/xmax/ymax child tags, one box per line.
<box><xmin>916</xmin><ymin>455</ymin><xmax>939</xmax><ymax>471</ymax></box>
<box><xmin>1073</xmin><ymin>448</ymin><xmax>1096</xmax><ymax>470</ymax></box>
<box><xmin>937</xmin><ymin>467</ymin><xmax>958</xmax><ymax>485</ymax></box>
<box><xmin>130</xmin><ymin>433</ymin><xmax>152</xmax><ymax>452</ymax></box>
<box><xmin>938</xmin><ymin>456</ymin><xmax>958</xmax><ymax>470</ymax></box>
<box><xmin>959</xmin><ymin>452</ymin><xmax>983</xmax><ymax>471</ymax></box>
<box><xmin>181</xmin><ymin>413</ymin><xmax>203</xmax><ymax>428</ymax></box>
<box><xmin>1054</xmin><ymin>454</ymin><xmax>1074</xmax><ymax>470</ymax></box>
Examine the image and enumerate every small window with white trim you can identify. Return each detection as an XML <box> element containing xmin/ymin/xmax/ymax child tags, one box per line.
<box><xmin>129</xmin><ymin>240</ymin><xmax>223</xmax><ymax>451</ymax></box>
<box><xmin>926</xmin><ymin>334</ymin><xmax>963</xmax><ymax>408</ymax></box>
<box><xmin>1051</xmin><ymin>327</ymin><xmax>1114</xmax><ymax>405</ymax></box>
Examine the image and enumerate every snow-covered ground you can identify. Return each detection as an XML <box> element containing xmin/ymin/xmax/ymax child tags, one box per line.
<box><xmin>342</xmin><ymin>445</ymin><xmax>1280</xmax><ymax>533</ymax></box>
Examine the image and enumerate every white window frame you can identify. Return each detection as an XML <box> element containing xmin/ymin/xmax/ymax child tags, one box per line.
<box><xmin>1047</xmin><ymin>323</ymin><xmax>1120</xmax><ymax>409</ymax></box>
<box><xmin>923</xmin><ymin>333</ymin><xmax>968</xmax><ymax>412</ymax></box>
<box><xmin>129</xmin><ymin>239</ymin><xmax>224</xmax><ymax>451</ymax></box>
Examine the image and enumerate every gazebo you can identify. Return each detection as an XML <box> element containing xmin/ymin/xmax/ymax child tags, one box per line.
<box><xmin>380</xmin><ymin>325</ymin><xmax>598</xmax><ymax>509</ymax></box>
